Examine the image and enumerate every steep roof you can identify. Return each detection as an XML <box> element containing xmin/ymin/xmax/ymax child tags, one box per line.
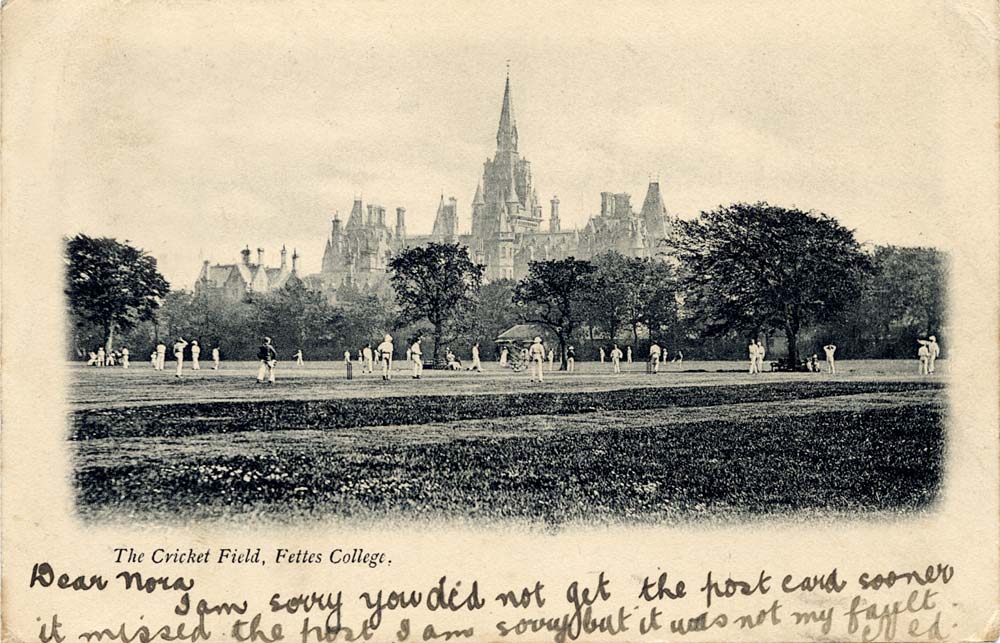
<box><xmin>640</xmin><ymin>181</ymin><xmax>667</xmax><ymax>219</ymax></box>
<box><xmin>200</xmin><ymin>265</ymin><xmax>237</xmax><ymax>289</ymax></box>
<box><xmin>496</xmin><ymin>323</ymin><xmax>555</xmax><ymax>343</ymax></box>
<box><xmin>346</xmin><ymin>198</ymin><xmax>364</xmax><ymax>228</ymax></box>
<box><xmin>496</xmin><ymin>73</ymin><xmax>518</xmax><ymax>152</ymax></box>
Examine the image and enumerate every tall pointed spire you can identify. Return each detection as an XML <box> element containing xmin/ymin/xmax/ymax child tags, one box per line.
<box><xmin>472</xmin><ymin>180</ymin><xmax>484</xmax><ymax>205</ymax></box>
<box><xmin>496</xmin><ymin>67</ymin><xmax>518</xmax><ymax>152</ymax></box>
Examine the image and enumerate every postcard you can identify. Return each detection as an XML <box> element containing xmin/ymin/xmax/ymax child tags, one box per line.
<box><xmin>2</xmin><ymin>1</ymin><xmax>998</xmax><ymax>641</ymax></box>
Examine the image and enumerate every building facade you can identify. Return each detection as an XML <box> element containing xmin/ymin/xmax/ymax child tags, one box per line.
<box><xmin>196</xmin><ymin>245</ymin><xmax>302</xmax><ymax>301</ymax></box>
<box><xmin>308</xmin><ymin>72</ymin><xmax>675</xmax><ymax>297</ymax></box>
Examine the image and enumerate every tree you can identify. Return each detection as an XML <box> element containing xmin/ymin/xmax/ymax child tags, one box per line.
<box><xmin>254</xmin><ymin>281</ymin><xmax>337</xmax><ymax>357</ymax></box>
<box><xmin>818</xmin><ymin>245</ymin><xmax>946</xmax><ymax>357</ymax></box>
<box><xmin>513</xmin><ymin>257</ymin><xmax>595</xmax><ymax>370</ymax></box>
<box><xmin>336</xmin><ymin>289</ymin><xmax>398</xmax><ymax>356</ymax></box>
<box><xmin>388</xmin><ymin>242</ymin><xmax>485</xmax><ymax>364</ymax></box>
<box><xmin>635</xmin><ymin>259</ymin><xmax>679</xmax><ymax>348</ymax></box>
<box><xmin>65</xmin><ymin>234</ymin><xmax>170</xmax><ymax>353</ymax></box>
<box><xmin>669</xmin><ymin>203</ymin><xmax>872</xmax><ymax>365</ymax></box>
<box><xmin>582</xmin><ymin>252</ymin><xmax>640</xmax><ymax>347</ymax></box>
<box><xmin>460</xmin><ymin>278</ymin><xmax>519</xmax><ymax>360</ymax></box>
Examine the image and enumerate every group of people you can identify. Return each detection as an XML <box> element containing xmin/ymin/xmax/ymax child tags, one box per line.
<box><xmin>342</xmin><ymin>334</ymin><xmax>409</xmax><ymax>381</ymax></box>
<box><xmin>150</xmin><ymin>339</ymin><xmax>224</xmax><ymax>376</ymax></box>
<box><xmin>744</xmin><ymin>336</ymin><xmax>941</xmax><ymax>375</ymax></box>
<box><xmin>86</xmin><ymin>346</ymin><xmax>130</xmax><ymax>368</ymax></box>
<box><xmin>917</xmin><ymin>335</ymin><xmax>941</xmax><ymax>375</ymax></box>
<box><xmin>88</xmin><ymin>332</ymin><xmax>945</xmax><ymax>385</ymax></box>
<box><xmin>513</xmin><ymin>338</ymin><xmax>677</xmax><ymax>381</ymax></box>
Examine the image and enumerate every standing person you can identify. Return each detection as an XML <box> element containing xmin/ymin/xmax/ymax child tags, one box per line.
<box><xmin>928</xmin><ymin>335</ymin><xmax>940</xmax><ymax>374</ymax></box>
<box><xmin>121</xmin><ymin>347</ymin><xmax>130</xmax><ymax>369</ymax></box>
<box><xmin>499</xmin><ymin>346</ymin><xmax>509</xmax><ymax>367</ymax></box>
<box><xmin>96</xmin><ymin>347</ymin><xmax>106</xmax><ymax>368</ymax></box>
<box><xmin>755</xmin><ymin>340</ymin><xmax>766</xmax><ymax>373</ymax></box>
<box><xmin>610</xmin><ymin>344</ymin><xmax>623</xmax><ymax>373</ymax></box>
<box><xmin>748</xmin><ymin>339</ymin><xmax>759</xmax><ymax>374</ymax></box>
<box><xmin>410</xmin><ymin>338</ymin><xmax>423</xmax><ymax>379</ymax></box>
<box><xmin>547</xmin><ymin>348</ymin><xmax>555</xmax><ymax>372</ymax></box>
<box><xmin>599</xmin><ymin>346</ymin><xmax>606</xmax><ymax>363</ymax></box>
<box><xmin>172</xmin><ymin>337</ymin><xmax>189</xmax><ymax>377</ymax></box>
<box><xmin>566</xmin><ymin>345</ymin><xmax>576</xmax><ymax>372</ymax></box>
<box><xmin>377</xmin><ymin>334</ymin><xmax>394</xmax><ymax>381</ymax></box>
<box><xmin>363</xmin><ymin>344</ymin><xmax>374</xmax><ymax>374</ymax></box>
<box><xmin>149</xmin><ymin>351</ymin><xmax>157</xmax><ymax>369</ymax></box>
<box><xmin>917</xmin><ymin>340</ymin><xmax>931</xmax><ymax>375</ymax></box>
<box><xmin>529</xmin><ymin>337</ymin><xmax>546</xmax><ymax>382</ymax></box>
<box><xmin>626</xmin><ymin>346</ymin><xmax>633</xmax><ymax>364</ymax></box>
<box><xmin>256</xmin><ymin>336</ymin><xmax>277</xmax><ymax>384</ymax></box>
<box><xmin>212</xmin><ymin>346</ymin><xmax>221</xmax><ymax>370</ymax></box>
<box><xmin>155</xmin><ymin>341</ymin><xmax>167</xmax><ymax>371</ymax></box>
<box><xmin>294</xmin><ymin>349</ymin><xmax>304</xmax><ymax>366</ymax></box>
<box><xmin>823</xmin><ymin>343</ymin><xmax>837</xmax><ymax>374</ymax></box>
<box><xmin>191</xmin><ymin>341</ymin><xmax>201</xmax><ymax>370</ymax></box>
<box><xmin>649</xmin><ymin>342</ymin><xmax>661</xmax><ymax>374</ymax></box>
<box><xmin>470</xmin><ymin>342</ymin><xmax>482</xmax><ymax>372</ymax></box>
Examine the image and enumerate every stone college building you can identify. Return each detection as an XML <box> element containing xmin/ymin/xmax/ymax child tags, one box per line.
<box><xmin>199</xmin><ymin>73</ymin><xmax>675</xmax><ymax>302</ymax></box>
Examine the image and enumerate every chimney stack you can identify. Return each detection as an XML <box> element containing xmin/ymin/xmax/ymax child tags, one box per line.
<box><xmin>292</xmin><ymin>249</ymin><xmax>299</xmax><ymax>273</ymax></box>
<box><xmin>550</xmin><ymin>196</ymin><xmax>561</xmax><ymax>233</ymax></box>
<box><xmin>601</xmin><ymin>192</ymin><xmax>613</xmax><ymax>217</ymax></box>
<box><xmin>280</xmin><ymin>245</ymin><xmax>288</xmax><ymax>268</ymax></box>
<box><xmin>241</xmin><ymin>245</ymin><xmax>251</xmax><ymax>265</ymax></box>
<box><xmin>256</xmin><ymin>248</ymin><xmax>264</xmax><ymax>265</ymax></box>
<box><xmin>395</xmin><ymin>207</ymin><xmax>406</xmax><ymax>240</ymax></box>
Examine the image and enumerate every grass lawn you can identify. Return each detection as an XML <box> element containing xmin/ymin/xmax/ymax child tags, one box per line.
<box><xmin>70</xmin><ymin>360</ymin><xmax>946</xmax><ymax>525</ymax></box>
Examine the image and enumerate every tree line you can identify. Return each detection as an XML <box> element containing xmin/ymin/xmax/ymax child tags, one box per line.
<box><xmin>66</xmin><ymin>203</ymin><xmax>946</xmax><ymax>365</ymax></box>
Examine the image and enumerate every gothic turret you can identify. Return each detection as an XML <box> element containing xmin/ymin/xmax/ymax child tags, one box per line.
<box><xmin>346</xmin><ymin>198</ymin><xmax>363</xmax><ymax>229</ymax></box>
<box><xmin>432</xmin><ymin>194</ymin><xmax>458</xmax><ymax>241</ymax></box>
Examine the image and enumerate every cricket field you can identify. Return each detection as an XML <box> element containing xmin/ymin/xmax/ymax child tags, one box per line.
<box><xmin>69</xmin><ymin>359</ymin><xmax>946</xmax><ymax>526</ymax></box>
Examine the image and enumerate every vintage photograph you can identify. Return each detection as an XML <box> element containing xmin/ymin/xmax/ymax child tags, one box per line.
<box><xmin>53</xmin><ymin>5</ymin><xmax>954</xmax><ymax>526</ymax></box>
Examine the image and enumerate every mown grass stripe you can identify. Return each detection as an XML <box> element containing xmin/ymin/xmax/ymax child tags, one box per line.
<box><xmin>71</xmin><ymin>380</ymin><xmax>944</xmax><ymax>441</ymax></box>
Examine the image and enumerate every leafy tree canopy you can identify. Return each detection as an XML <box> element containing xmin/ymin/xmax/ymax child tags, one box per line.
<box><xmin>669</xmin><ymin>202</ymin><xmax>872</xmax><ymax>363</ymax></box>
<box><xmin>513</xmin><ymin>257</ymin><xmax>595</xmax><ymax>368</ymax></box>
<box><xmin>388</xmin><ymin>242</ymin><xmax>485</xmax><ymax>362</ymax></box>
<box><xmin>65</xmin><ymin>234</ymin><xmax>170</xmax><ymax>351</ymax></box>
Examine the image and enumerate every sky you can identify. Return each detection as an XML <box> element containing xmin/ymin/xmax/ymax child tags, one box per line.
<box><xmin>32</xmin><ymin>1</ymin><xmax>995</xmax><ymax>287</ymax></box>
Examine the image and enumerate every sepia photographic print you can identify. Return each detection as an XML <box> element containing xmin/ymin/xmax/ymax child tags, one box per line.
<box><xmin>2</xmin><ymin>1</ymin><xmax>998</xmax><ymax>641</ymax></box>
